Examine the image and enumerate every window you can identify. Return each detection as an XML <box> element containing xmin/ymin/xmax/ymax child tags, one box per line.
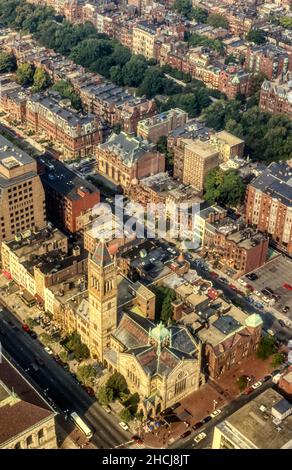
<box><xmin>38</xmin><ymin>429</ymin><xmax>44</xmax><ymax>441</ymax></box>
<box><xmin>26</xmin><ymin>435</ymin><xmax>33</xmax><ymax>446</ymax></box>
<box><xmin>14</xmin><ymin>442</ymin><xmax>21</xmax><ymax>449</ymax></box>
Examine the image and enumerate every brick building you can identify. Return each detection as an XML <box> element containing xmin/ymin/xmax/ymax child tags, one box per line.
<box><xmin>245</xmin><ymin>44</ymin><xmax>291</xmax><ymax>80</ymax></box>
<box><xmin>26</xmin><ymin>92</ymin><xmax>103</xmax><ymax>159</ymax></box>
<box><xmin>259</xmin><ymin>78</ymin><xmax>292</xmax><ymax>119</ymax></box>
<box><xmin>195</xmin><ymin>206</ymin><xmax>269</xmax><ymax>277</ymax></box>
<box><xmin>95</xmin><ymin>132</ymin><xmax>165</xmax><ymax>192</ymax></box>
<box><xmin>245</xmin><ymin>162</ymin><xmax>292</xmax><ymax>255</ymax></box>
<box><xmin>38</xmin><ymin>154</ymin><xmax>100</xmax><ymax>233</ymax></box>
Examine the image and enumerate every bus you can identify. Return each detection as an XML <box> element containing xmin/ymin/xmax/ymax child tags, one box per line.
<box><xmin>70</xmin><ymin>412</ymin><xmax>93</xmax><ymax>439</ymax></box>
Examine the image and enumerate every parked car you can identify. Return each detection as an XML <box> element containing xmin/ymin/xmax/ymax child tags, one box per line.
<box><xmin>103</xmin><ymin>406</ymin><xmax>111</xmax><ymax>414</ymax></box>
<box><xmin>29</xmin><ymin>331</ymin><xmax>37</xmax><ymax>339</ymax></box>
<box><xmin>194</xmin><ymin>432</ymin><xmax>206</xmax><ymax>444</ymax></box>
<box><xmin>180</xmin><ymin>430</ymin><xmax>192</xmax><ymax>439</ymax></box>
<box><xmin>192</xmin><ymin>421</ymin><xmax>203</xmax><ymax>430</ymax></box>
<box><xmin>263</xmin><ymin>375</ymin><xmax>271</xmax><ymax>382</ymax></box>
<box><xmin>171</xmin><ymin>402</ymin><xmax>181</xmax><ymax>411</ymax></box>
<box><xmin>244</xmin><ymin>387</ymin><xmax>253</xmax><ymax>395</ymax></box>
<box><xmin>282</xmin><ymin>306</ymin><xmax>290</xmax><ymax>314</ymax></box>
<box><xmin>202</xmin><ymin>416</ymin><xmax>212</xmax><ymax>424</ymax></box>
<box><xmin>131</xmin><ymin>435</ymin><xmax>143</xmax><ymax>444</ymax></box>
<box><xmin>218</xmin><ymin>277</ymin><xmax>228</xmax><ymax>284</ymax></box>
<box><xmin>119</xmin><ymin>421</ymin><xmax>129</xmax><ymax>431</ymax></box>
<box><xmin>44</xmin><ymin>346</ymin><xmax>53</xmax><ymax>355</ymax></box>
<box><xmin>247</xmin><ymin>272</ymin><xmax>258</xmax><ymax>281</ymax></box>
<box><xmin>252</xmin><ymin>381</ymin><xmax>262</xmax><ymax>390</ymax></box>
<box><xmin>279</xmin><ymin>319</ymin><xmax>286</xmax><ymax>328</ymax></box>
<box><xmin>85</xmin><ymin>386</ymin><xmax>95</xmax><ymax>397</ymax></box>
<box><xmin>31</xmin><ymin>362</ymin><xmax>39</xmax><ymax>372</ymax></box>
<box><xmin>22</xmin><ymin>323</ymin><xmax>30</xmax><ymax>333</ymax></box>
<box><xmin>211</xmin><ymin>409</ymin><xmax>222</xmax><ymax>418</ymax></box>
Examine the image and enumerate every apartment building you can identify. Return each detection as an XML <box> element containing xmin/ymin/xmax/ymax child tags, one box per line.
<box><xmin>132</xmin><ymin>22</ymin><xmax>160</xmax><ymax>59</ymax></box>
<box><xmin>195</xmin><ymin>205</ymin><xmax>269</xmax><ymax>277</ymax></box>
<box><xmin>245</xmin><ymin>44</ymin><xmax>291</xmax><ymax>81</ymax></box>
<box><xmin>259</xmin><ymin>78</ymin><xmax>292</xmax><ymax>119</ymax></box>
<box><xmin>26</xmin><ymin>91</ymin><xmax>103</xmax><ymax>159</ymax></box>
<box><xmin>245</xmin><ymin>162</ymin><xmax>292</xmax><ymax>255</ymax></box>
<box><xmin>211</xmin><ymin>130</ymin><xmax>245</xmax><ymax>163</ymax></box>
<box><xmin>38</xmin><ymin>154</ymin><xmax>100</xmax><ymax>233</ymax></box>
<box><xmin>0</xmin><ymin>355</ymin><xmax>57</xmax><ymax>449</ymax></box>
<box><xmin>95</xmin><ymin>132</ymin><xmax>165</xmax><ymax>192</ymax></box>
<box><xmin>136</xmin><ymin>108</ymin><xmax>188</xmax><ymax>143</ymax></box>
<box><xmin>174</xmin><ymin>138</ymin><xmax>219</xmax><ymax>193</ymax></box>
<box><xmin>0</xmin><ymin>135</ymin><xmax>46</xmax><ymax>245</ymax></box>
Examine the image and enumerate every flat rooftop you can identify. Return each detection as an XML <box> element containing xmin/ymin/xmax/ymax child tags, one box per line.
<box><xmin>222</xmin><ymin>388</ymin><xmax>292</xmax><ymax>449</ymax></box>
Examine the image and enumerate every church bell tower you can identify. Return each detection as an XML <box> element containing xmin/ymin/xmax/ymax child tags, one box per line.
<box><xmin>88</xmin><ymin>240</ymin><xmax>117</xmax><ymax>361</ymax></box>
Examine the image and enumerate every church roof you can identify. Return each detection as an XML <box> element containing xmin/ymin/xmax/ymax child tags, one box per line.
<box><xmin>114</xmin><ymin>311</ymin><xmax>199</xmax><ymax>378</ymax></box>
<box><xmin>92</xmin><ymin>240</ymin><xmax>113</xmax><ymax>267</ymax></box>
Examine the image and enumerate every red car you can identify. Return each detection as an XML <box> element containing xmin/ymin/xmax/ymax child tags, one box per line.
<box><xmin>210</xmin><ymin>271</ymin><xmax>218</xmax><ymax>278</ymax></box>
<box><xmin>228</xmin><ymin>284</ymin><xmax>237</xmax><ymax>290</ymax></box>
<box><xmin>132</xmin><ymin>435</ymin><xmax>143</xmax><ymax>445</ymax></box>
<box><xmin>283</xmin><ymin>284</ymin><xmax>292</xmax><ymax>290</ymax></box>
<box><xmin>85</xmin><ymin>386</ymin><xmax>95</xmax><ymax>397</ymax></box>
<box><xmin>22</xmin><ymin>323</ymin><xmax>30</xmax><ymax>333</ymax></box>
<box><xmin>245</xmin><ymin>387</ymin><xmax>253</xmax><ymax>395</ymax></box>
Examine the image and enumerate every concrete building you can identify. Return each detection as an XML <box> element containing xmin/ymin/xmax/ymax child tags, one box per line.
<box><xmin>174</xmin><ymin>138</ymin><xmax>219</xmax><ymax>193</ymax></box>
<box><xmin>137</xmin><ymin>108</ymin><xmax>188</xmax><ymax>144</ymax></box>
<box><xmin>0</xmin><ymin>355</ymin><xmax>57</xmax><ymax>449</ymax></box>
<box><xmin>38</xmin><ymin>154</ymin><xmax>100</xmax><ymax>233</ymax></box>
<box><xmin>245</xmin><ymin>162</ymin><xmax>292</xmax><ymax>255</ymax></box>
<box><xmin>211</xmin><ymin>131</ymin><xmax>245</xmax><ymax>163</ymax></box>
<box><xmin>95</xmin><ymin>132</ymin><xmax>165</xmax><ymax>192</ymax></box>
<box><xmin>212</xmin><ymin>388</ymin><xmax>292</xmax><ymax>449</ymax></box>
<box><xmin>0</xmin><ymin>135</ymin><xmax>46</xmax><ymax>245</ymax></box>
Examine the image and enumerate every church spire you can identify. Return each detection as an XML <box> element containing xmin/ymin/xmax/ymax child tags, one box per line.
<box><xmin>92</xmin><ymin>239</ymin><xmax>113</xmax><ymax>268</ymax></box>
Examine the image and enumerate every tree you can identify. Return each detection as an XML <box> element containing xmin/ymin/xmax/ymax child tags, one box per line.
<box><xmin>246</xmin><ymin>29</ymin><xmax>266</xmax><ymax>45</ymax></box>
<box><xmin>237</xmin><ymin>375</ymin><xmax>249</xmax><ymax>392</ymax></box>
<box><xmin>160</xmin><ymin>290</ymin><xmax>176</xmax><ymax>323</ymax></box>
<box><xmin>138</xmin><ymin>66</ymin><xmax>165</xmax><ymax>98</ymax></box>
<box><xmin>0</xmin><ymin>52</ymin><xmax>16</xmax><ymax>72</ymax></box>
<box><xmin>207</xmin><ymin>13</ymin><xmax>229</xmax><ymax>29</ymax></box>
<box><xmin>122</xmin><ymin>55</ymin><xmax>148</xmax><ymax>87</ymax></box>
<box><xmin>257</xmin><ymin>335</ymin><xmax>276</xmax><ymax>360</ymax></box>
<box><xmin>70</xmin><ymin>38</ymin><xmax>113</xmax><ymax>68</ymax></box>
<box><xmin>110</xmin><ymin>65</ymin><xmax>124</xmax><ymax>86</ymax></box>
<box><xmin>271</xmin><ymin>353</ymin><xmax>285</xmax><ymax>369</ymax></box>
<box><xmin>53</xmin><ymin>80</ymin><xmax>82</xmax><ymax>110</ymax></box>
<box><xmin>97</xmin><ymin>385</ymin><xmax>114</xmax><ymax>406</ymax></box>
<box><xmin>192</xmin><ymin>7</ymin><xmax>208</xmax><ymax>23</ymax></box>
<box><xmin>120</xmin><ymin>408</ymin><xmax>132</xmax><ymax>423</ymax></box>
<box><xmin>77</xmin><ymin>364</ymin><xmax>97</xmax><ymax>385</ymax></box>
<box><xmin>110</xmin><ymin>44</ymin><xmax>131</xmax><ymax>67</ymax></box>
<box><xmin>106</xmin><ymin>372</ymin><xmax>128</xmax><ymax>400</ymax></box>
<box><xmin>204</xmin><ymin>168</ymin><xmax>246</xmax><ymax>207</ymax></box>
<box><xmin>32</xmin><ymin>67</ymin><xmax>51</xmax><ymax>92</ymax></box>
<box><xmin>16</xmin><ymin>63</ymin><xmax>35</xmax><ymax>86</ymax></box>
<box><xmin>173</xmin><ymin>0</ymin><xmax>192</xmax><ymax>17</ymax></box>
<box><xmin>39</xmin><ymin>332</ymin><xmax>52</xmax><ymax>346</ymax></box>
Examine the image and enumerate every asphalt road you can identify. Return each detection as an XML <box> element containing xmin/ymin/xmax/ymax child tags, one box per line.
<box><xmin>191</xmin><ymin>262</ymin><xmax>292</xmax><ymax>343</ymax></box>
<box><xmin>0</xmin><ymin>305</ymin><xmax>130</xmax><ymax>449</ymax></box>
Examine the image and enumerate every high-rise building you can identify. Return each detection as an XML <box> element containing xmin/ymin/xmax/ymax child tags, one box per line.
<box><xmin>0</xmin><ymin>135</ymin><xmax>46</xmax><ymax>244</ymax></box>
<box><xmin>174</xmin><ymin>138</ymin><xmax>219</xmax><ymax>193</ymax></box>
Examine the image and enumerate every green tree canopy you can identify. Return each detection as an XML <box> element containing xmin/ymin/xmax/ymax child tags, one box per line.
<box><xmin>246</xmin><ymin>29</ymin><xmax>266</xmax><ymax>45</ymax></box>
<box><xmin>207</xmin><ymin>13</ymin><xmax>229</xmax><ymax>29</ymax></box>
<box><xmin>16</xmin><ymin>62</ymin><xmax>35</xmax><ymax>86</ymax></box>
<box><xmin>204</xmin><ymin>168</ymin><xmax>246</xmax><ymax>207</ymax></box>
<box><xmin>52</xmin><ymin>80</ymin><xmax>82</xmax><ymax>110</ymax></box>
<box><xmin>271</xmin><ymin>353</ymin><xmax>285</xmax><ymax>369</ymax></box>
<box><xmin>0</xmin><ymin>52</ymin><xmax>16</xmax><ymax>72</ymax></box>
<box><xmin>237</xmin><ymin>375</ymin><xmax>249</xmax><ymax>392</ymax></box>
<box><xmin>192</xmin><ymin>7</ymin><xmax>208</xmax><ymax>23</ymax></box>
<box><xmin>120</xmin><ymin>408</ymin><xmax>132</xmax><ymax>423</ymax></box>
<box><xmin>76</xmin><ymin>364</ymin><xmax>97</xmax><ymax>386</ymax></box>
<box><xmin>106</xmin><ymin>372</ymin><xmax>129</xmax><ymax>400</ymax></box>
<box><xmin>32</xmin><ymin>67</ymin><xmax>51</xmax><ymax>92</ymax></box>
<box><xmin>173</xmin><ymin>0</ymin><xmax>192</xmax><ymax>17</ymax></box>
<box><xmin>257</xmin><ymin>335</ymin><xmax>276</xmax><ymax>360</ymax></box>
<box><xmin>122</xmin><ymin>55</ymin><xmax>148</xmax><ymax>87</ymax></box>
<box><xmin>97</xmin><ymin>385</ymin><xmax>114</xmax><ymax>406</ymax></box>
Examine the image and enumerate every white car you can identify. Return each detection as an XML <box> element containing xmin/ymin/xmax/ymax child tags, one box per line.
<box><xmin>211</xmin><ymin>409</ymin><xmax>222</xmax><ymax>418</ymax></box>
<box><xmin>44</xmin><ymin>346</ymin><xmax>53</xmax><ymax>355</ymax></box>
<box><xmin>194</xmin><ymin>432</ymin><xmax>206</xmax><ymax>444</ymax></box>
<box><xmin>254</xmin><ymin>290</ymin><xmax>261</xmax><ymax>297</ymax></box>
<box><xmin>239</xmin><ymin>279</ymin><xmax>247</xmax><ymax>286</ymax></box>
<box><xmin>252</xmin><ymin>381</ymin><xmax>262</xmax><ymax>390</ymax></box>
<box><xmin>119</xmin><ymin>421</ymin><xmax>129</xmax><ymax>431</ymax></box>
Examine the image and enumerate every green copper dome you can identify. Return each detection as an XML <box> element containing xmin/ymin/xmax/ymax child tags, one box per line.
<box><xmin>150</xmin><ymin>322</ymin><xmax>170</xmax><ymax>344</ymax></box>
<box><xmin>245</xmin><ymin>313</ymin><xmax>263</xmax><ymax>328</ymax></box>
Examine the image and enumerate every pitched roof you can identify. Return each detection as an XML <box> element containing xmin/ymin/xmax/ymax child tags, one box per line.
<box><xmin>92</xmin><ymin>240</ymin><xmax>113</xmax><ymax>268</ymax></box>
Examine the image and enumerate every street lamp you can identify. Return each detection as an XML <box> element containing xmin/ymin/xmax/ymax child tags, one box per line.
<box><xmin>213</xmin><ymin>399</ymin><xmax>218</xmax><ymax>411</ymax></box>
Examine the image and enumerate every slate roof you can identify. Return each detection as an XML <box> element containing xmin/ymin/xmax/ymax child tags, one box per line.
<box><xmin>92</xmin><ymin>240</ymin><xmax>113</xmax><ymax>268</ymax></box>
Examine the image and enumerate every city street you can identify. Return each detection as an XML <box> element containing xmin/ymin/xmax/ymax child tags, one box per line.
<box><xmin>0</xmin><ymin>304</ymin><xmax>130</xmax><ymax>449</ymax></box>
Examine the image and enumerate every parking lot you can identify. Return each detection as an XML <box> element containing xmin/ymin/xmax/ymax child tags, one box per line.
<box><xmin>242</xmin><ymin>255</ymin><xmax>292</xmax><ymax>322</ymax></box>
